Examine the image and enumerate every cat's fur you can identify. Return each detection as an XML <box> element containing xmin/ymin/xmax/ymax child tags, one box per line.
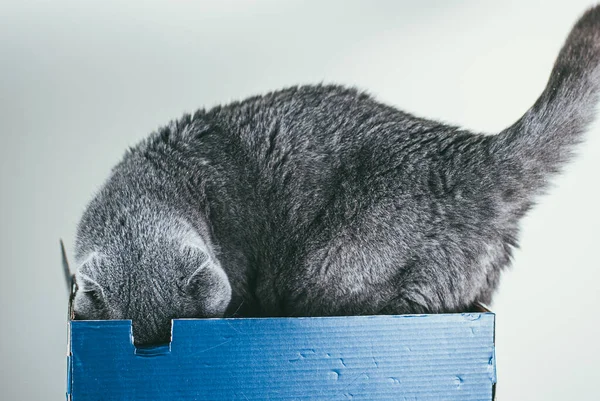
<box><xmin>74</xmin><ymin>7</ymin><xmax>600</xmax><ymax>346</ymax></box>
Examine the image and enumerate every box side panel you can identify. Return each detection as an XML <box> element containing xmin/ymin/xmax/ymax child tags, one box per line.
<box><xmin>70</xmin><ymin>313</ymin><xmax>495</xmax><ymax>401</ymax></box>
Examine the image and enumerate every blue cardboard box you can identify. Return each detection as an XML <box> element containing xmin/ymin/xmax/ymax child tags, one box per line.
<box><xmin>63</xmin><ymin>251</ymin><xmax>496</xmax><ymax>400</ymax></box>
<box><xmin>67</xmin><ymin>313</ymin><xmax>496</xmax><ymax>401</ymax></box>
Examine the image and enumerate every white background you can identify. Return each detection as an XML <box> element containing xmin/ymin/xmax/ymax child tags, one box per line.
<box><xmin>1</xmin><ymin>1</ymin><xmax>598</xmax><ymax>400</ymax></box>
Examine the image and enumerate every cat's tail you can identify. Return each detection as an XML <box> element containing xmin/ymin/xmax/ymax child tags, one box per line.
<box><xmin>493</xmin><ymin>5</ymin><xmax>600</xmax><ymax>198</ymax></box>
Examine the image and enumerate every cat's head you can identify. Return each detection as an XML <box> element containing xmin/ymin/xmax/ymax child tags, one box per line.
<box><xmin>72</xmin><ymin>212</ymin><xmax>232</xmax><ymax>346</ymax></box>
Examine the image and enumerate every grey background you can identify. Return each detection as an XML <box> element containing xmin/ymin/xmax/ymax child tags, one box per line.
<box><xmin>1</xmin><ymin>1</ymin><xmax>599</xmax><ymax>400</ymax></box>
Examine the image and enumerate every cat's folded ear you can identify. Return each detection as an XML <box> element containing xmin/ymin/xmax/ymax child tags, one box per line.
<box><xmin>76</xmin><ymin>272</ymin><xmax>105</xmax><ymax>296</ymax></box>
<box><xmin>73</xmin><ymin>253</ymin><xmax>109</xmax><ymax>320</ymax></box>
<box><xmin>75</xmin><ymin>253</ymin><xmax>105</xmax><ymax>291</ymax></box>
<box><xmin>181</xmin><ymin>249</ymin><xmax>232</xmax><ymax>317</ymax></box>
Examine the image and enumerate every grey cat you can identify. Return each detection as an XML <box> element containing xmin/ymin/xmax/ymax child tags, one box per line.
<box><xmin>73</xmin><ymin>7</ymin><xmax>600</xmax><ymax>346</ymax></box>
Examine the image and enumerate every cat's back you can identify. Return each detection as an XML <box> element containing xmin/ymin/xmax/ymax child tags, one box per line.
<box><xmin>193</xmin><ymin>84</ymin><xmax>444</xmax><ymax>194</ymax></box>
<box><xmin>208</xmin><ymin>84</ymin><xmax>419</xmax><ymax>155</ymax></box>
<box><xmin>198</xmin><ymin>85</ymin><xmax>416</xmax><ymax>207</ymax></box>
<box><xmin>141</xmin><ymin>84</ymin><xmax>442</xmax><ymax>177</ymax></box>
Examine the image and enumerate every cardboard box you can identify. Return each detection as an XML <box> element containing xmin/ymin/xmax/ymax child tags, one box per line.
<box><xmin>63</xmin><ymin>246</ymin><xmax>496</xmax><ymax>400</ymax></box>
